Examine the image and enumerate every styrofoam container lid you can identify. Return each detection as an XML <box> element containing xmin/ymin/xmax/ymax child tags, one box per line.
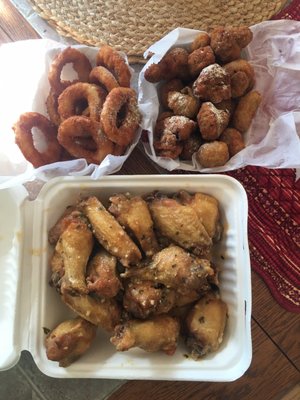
<box><xmin>0</xmin><ymin>175</ymin><xmax>252</xmax><ymax>381</ymax></box>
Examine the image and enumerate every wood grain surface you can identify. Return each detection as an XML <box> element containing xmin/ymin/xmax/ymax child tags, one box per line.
<box><xmin>0</xmin><ymin>1</ymin><xmax>299</xmax><ymax>399</ymax></box>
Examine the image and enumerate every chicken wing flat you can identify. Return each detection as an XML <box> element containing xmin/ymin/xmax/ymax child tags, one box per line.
<box><xmin>123</xmin><ymin>245</ymin><xmax>214</xmax><ymax>295</ymax></box>
<box><xmin>86</xmin><ymin>249</ymin><xmax>122</xmax><ymax>298</ymax></box>
<box><xmin>110</xmin><ymin>315</ymin><xmax>180</xmax><ymax>355</ymax></box>
<box><xmin>185</xmin><ymin>292</ymin><xmax>228</xmax><ymax>359</ymax></box>
<box><xmin>62</xmin><ymin>292</ymin><xmax>121</xmax><ymax>332</ymax></box>
<box><xmin>148</xmin><ymin>195</ymin><xmax>212</xmax><ymax>257</ymax></box>
<box><xmin>50</xmin><ymin>218</ymin><xmax>94</xmax><ymax>295</ymax></box>
<box><xmin>109</xmin><ymin>194</ymin><xmax>160</xmax><ymax>257</ymax></box>
<box><xmin>123</xmin><ymin>279</ymin><xmax>176</xmax><ymax>319</ymax></box>
<box><xmin>79</xmin><ymin>196</ymin><xmax>141</xmax><ymax>267</ymax></box>
<box><xmin>178</xmin><ymin>191</ymin><xmax>222</xmax><ymax>241</ymax></box>
<box><xmin>45</xmin><ymin>317</ymin><xmax>97</xmax><ymax>367</ymax></box>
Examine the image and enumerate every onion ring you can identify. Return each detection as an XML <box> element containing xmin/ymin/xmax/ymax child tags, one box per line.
<box><xmin>89</xmin><ymin>66</ymin><xmax>120</xmax><ymax>93</ymax></box>
<box><xmin>100</xmin><ymin>87</ymin><xmax>141</xmax><ymax>147</ymax></box>
<box><xmin>46</xmin><ymin>89</ymin><xmax>61</xmax><ymax>126</ymax></box>
<box><xmin>13</xmin><ymin>112</ymin><xmax>62</xmax><ymax>168</ymax></box>
<box><xmin>96</xmin><ymin>45</ymin><xmax>131</xmax><ymax>87</ymax></box>
<box><xmin>58</xmin><ymin>82</ymin><xmax>106</xmax><ymax>121</ymax></box>
<box><xmin>48</xmin><ymin>47</ymin><xmax>92</xmax><ymax>95</ymax></box>
<box><xmin>57</xmin><ymin>116</ymin><xmax>114</xmax><ymax>164</ymax></box>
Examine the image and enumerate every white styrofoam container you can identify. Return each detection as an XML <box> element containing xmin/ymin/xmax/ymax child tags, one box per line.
<box><xmin>0</xmin><ymin>175</ymin><xmax>252</xmax><ymax>381</ymax></box>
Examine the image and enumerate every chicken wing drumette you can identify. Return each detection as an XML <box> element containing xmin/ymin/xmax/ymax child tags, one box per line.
<box><xmin>185</xmin><ymin>292</ymin><xmax>228</xmax><ymax>358</ymax></box>
<box><xmin>86</xmin><ymin>249</ymin><xmax>122</xmax><ymax>298</ymax></box>
<box><xmin>45</xmin><ymin>317</ymin><xmax>97</xmax><ymax>367</ymax></box>
<box><xmin>110</xmin><ymin>315</ymin><xmax>180</xmax><ymax>355</ymax></box>
<box><xmin>108</xmin><ymin>194</ymin><xmax>160</xmax><ymax>257</ymax></box>
<box><xmin>123</xmin><ymin>245</ymin><xmax>215</xmax><ymax>295</ymax></box>
<box><xmin>50</xmin><ymin>216</ymin><xmax>94</xmax><ymax>295</ymax></box>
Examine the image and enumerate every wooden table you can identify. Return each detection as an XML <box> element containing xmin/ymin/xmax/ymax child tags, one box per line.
<box><xmin>1</xmin><ymin>1</ymin><xmax>299</xmax><ymax>399</ymax></box>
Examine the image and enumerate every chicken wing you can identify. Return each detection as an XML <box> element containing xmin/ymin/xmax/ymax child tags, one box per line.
<box><xmin>148</xmin><ymin>195</ymin><xmax>212</xmax><ymax>257</ymax></box>
<box><xmin>79</xmin><ymin>196</ymin><xmax>141</xmax><ymax>267</ymax></box>
<box><xmin>48</xmin><ymin>206</ymin><xmax>82</xmax><ymax>245</ymax></box>
<box><xmin>50</xmin><ymin>218</ymin><xmax>94</xmax><ymax>295</ymax></box>
<box><xmin>123</xmin><ymin>245</ymin><xmax>214</xmax><ymax>295</ymax></box>
<box><xmin>110</xmin><ymin>315</ymin><xmax>180</xmax><ymax>355</ymax></box>
<box><xmin>178</xmin><ymin>191</ymin><xmax>222</xmax><ymax>241</ymax></box>
<box><xmin>62</xmin><ymin>292</ymin><xmax>121</xmax><ymax>332</ymax></box>
<box><xmin>109</xmin><ymin>194</ymin><xmax>160</xmax><ymax>257</ymax></box>
<box><xmin>185</xmin><ymin>292</ymin><xmax>228</xmax><ymax>358</ymax></box>
<box><xmin>86</xmin><ymin>249</ymin><xmax>122</xmax><ymax>298</ymax></box>
<box><xmin>45</xmin><ymin>317</ymin><xmax>97</xmax><ymax>367</ymax></box>
<box><xmin>123</xmin><ymin>279</ymin><xmax>176</xmax><ymax>319</ymax></box>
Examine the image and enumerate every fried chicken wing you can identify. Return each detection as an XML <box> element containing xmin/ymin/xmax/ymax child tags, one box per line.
<box><xmin>62</xmin><ymin>292</ymin><xmax>121</xmax><ymax>332</ymax></box>
<box><xmin>185</xmin><ymin>292</ymin><xmax>228</xmax><ymax>358</ymax></box>
<box><xmin>48</xmin><ymin>206</ymin><xmax>81</xmax><ymax>245</ymax></box>
<box><xmin>123</xmin><ymin>279</ymin><xmax>176</xmax><ymax>319</ymax></box>
<box><xmin>148</xmin><ymin>195</ymin><xmax>212</xmax><ymax>256</ymax></box>
<box><xmin>178</xmin><ymin>191</ymin><xmax>222</xmax><ymax>241</ymax></box>
<box><xmin>50</xmin><ymin>218</ymin><xmax>94</xmax><ymax>295</ymax></box>
<box><xmin>110</xmin><ymin>315</ymin><xmax>180</xmax><ymax>355</ymax></box>
<box><xmin>86</xmin><ymin>249</ymin><xmax>122</xmax><ymax>298</ymax></box>
<box><xmin>45</xmin><ymin>317</ymin><xmax>97</xmax><ymax>367</ymax></box>
<box><xmin>123</xmin><ymin>245</ymin><xmax>214</xmax><ymax>295</ymax></box>
<box><xmin>108</xmin><ymin>194</ymin><xmax>160</xmax><ymax>257</ymax></box>
<box><xmin>79</xmin><ymin>196</ymin><xmax>142</xmax><ymax>267</ymax></box>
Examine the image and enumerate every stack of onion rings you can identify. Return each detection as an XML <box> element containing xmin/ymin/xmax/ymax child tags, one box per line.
<box><xmin>13</xmin><ymin>45</ymin><xmax>141</xmax><ymax>167</ymax></box>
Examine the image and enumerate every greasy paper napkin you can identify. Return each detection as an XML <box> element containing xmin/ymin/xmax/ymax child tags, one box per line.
<box><xmin>138</xmin><ymin>20</ymin><xmax>300</xmax><ymax>173</ymax></box>
<box><xmin>0</xmin><ymin>39</ymin><xmax>141</xmax><ymax>189</ymax></box>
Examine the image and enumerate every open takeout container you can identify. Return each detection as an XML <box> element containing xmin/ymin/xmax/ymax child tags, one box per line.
<box><xmin>0</xmin><ymin>174</ymin><xmax>252</xmax><ymax>381</ymax></box>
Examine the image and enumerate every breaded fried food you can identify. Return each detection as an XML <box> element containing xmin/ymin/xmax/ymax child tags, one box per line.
<box><xmin>108</xmin><ymin>193</ymin><xmax>160</xmax><ymax>257</ymax></box>
<box><xmin>224</xmin><ymin>59</ymin><xmax>255</xmax><ymax>98</ymax></box>
<box><xmin>62</xmin><ymin>292</ymin><xmax>121</xmax><ymax>332</ymax></box>
<box><xmin>110</xmin><ymin>315</ymin><xmax>180</xmax><ymax>355</ymax></box>
<box><xmin>197</xmin><ymin>102</ymin><xmax>229</xmax><ymax>141</ymax></box>
<box><xmin>45</xmin><ymin>317</ymin><xmax>97</xmax><ymax>367</ymax></box>
<box><xmin>210</xmin><ymin>26</ymin><xmax>253</xmax><ymax>63</ymax></box>
<box><xmin>190</xmin><ymin>32</ymin><xmax>211</xmax><ymax>52</ymax></box>
<box><xmin>86</xmin><ymin>249</ymin><xmax>122</xmax><ymax>298</ymax></box>
<box><xmin>188</xmin><ymin>46</ymin><xmax>215</xmax><ymax>78</ymax></box>
<box><xmin>154</xmin><ymin>129</ymin><xmax>183</xmax><ymax>159</ymax></box>
<box><xmin>164</xmin><ymin>115</ymin><xmax>197</xmax><ymax>141</ymax></box>
<box><xmin>79</xmin><ymin>196</ymin><xmax>142</xmax><ymax>267</ymax></box>
<box><xmin>144</xmin><ymin>47</ymin><xmax>189</xmax><ymax>83</ymax></box>
<box><xmin>185</xmin><ymin>292</ymin><xmax>228</xmax><ymax>358</ymax></box>
<box><xmin>160</xmin><ymin>78</ymin><xmax>184</xmax><ymax>109</ymax></box>
<box><xmin>148</xmin><ymin>196</ymin><xmax>212</xmax><ymax>256</ymax></box>
<box><xmin>178</xmin><ymin>191</ymin><xmax>222</xmax><ymax>241</ymax></box>
<box><xmin>232</xmin><ymin>90</ymin><xmax>262</xmax><ymax>132</ymax></box>
<box><xmin>193</xmin><ymin>64</ymin><xmax>231</xmax><ymax>103</ymax></box>
<box><xmin>167</xmin><ymin>88</ymin><xmax>200</xmax><ymax>119</ymax></box>
<box><xmin>196</xmin><ymin>141</ymin><xmax>229</xmax><ymax>168</ymax></box>
<box><xmin>180</xmin><ymin>132</ymin><xmax>202</xmax><ymax>161</ymax></box>
<box><xmin>220</xmin><ymin>127</ymin><xmax>245</xmax><ymax>157</ymax></box>
<box><xmin>50</xmin><ymin>218</ymin><xmax>94</xmax><ymax>295</ymax></box>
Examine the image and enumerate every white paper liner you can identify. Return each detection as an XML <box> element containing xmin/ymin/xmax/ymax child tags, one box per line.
<box><xmin>0</xmin><ymin>39</ymin><xmax>141</xmax><ymax>189</ymax></box>
<box><xmin>138</xmin><ymin>21</ymin><xmax>300</xmax><ymax>173</ymax></box>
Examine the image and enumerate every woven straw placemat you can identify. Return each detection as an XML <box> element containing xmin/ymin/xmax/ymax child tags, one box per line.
<box><xmin>28</xmin><ymin>0</ymin><xmax>287</xmax><ymax>58</ymax></box>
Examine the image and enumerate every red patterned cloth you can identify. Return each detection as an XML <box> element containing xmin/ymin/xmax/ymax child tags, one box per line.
<box><xmin>227</xmin><ymin>167</ymin><xmax>300</xmax><ymax>313</ymax></box>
